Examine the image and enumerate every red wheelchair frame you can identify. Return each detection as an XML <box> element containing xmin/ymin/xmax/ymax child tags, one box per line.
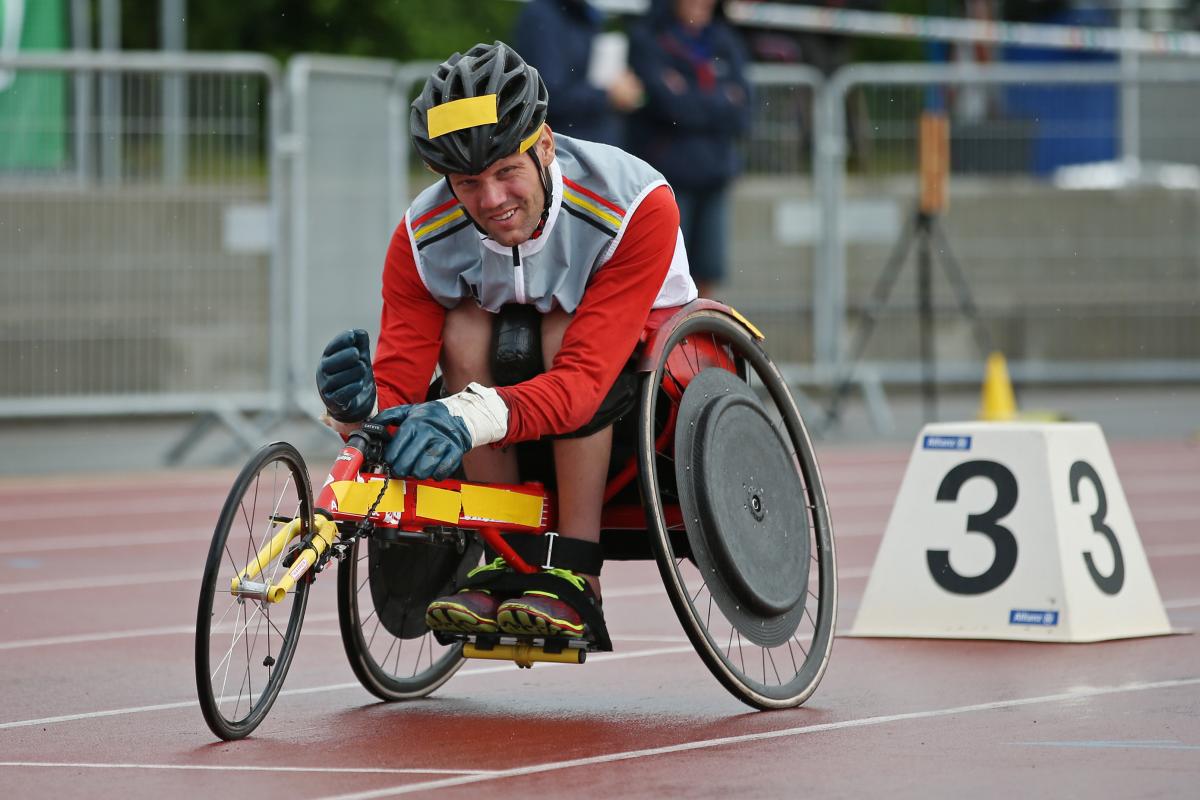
<box><xmin>195</xmin><ymin>300</ymin><xmax>837</xmax><ymax>741</ymax></box>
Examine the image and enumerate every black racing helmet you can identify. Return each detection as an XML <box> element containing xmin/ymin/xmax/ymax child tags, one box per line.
<box><xmin>411</xmin><ymin>41</ymin><xmax>549</xmax><ymax>175</ymax></box>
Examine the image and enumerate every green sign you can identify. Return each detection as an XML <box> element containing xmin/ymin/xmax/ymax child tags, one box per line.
<box><xmin>0</xmin><ymin>0</ymin><xmax>67</xmax><ymax>170</ymax></box>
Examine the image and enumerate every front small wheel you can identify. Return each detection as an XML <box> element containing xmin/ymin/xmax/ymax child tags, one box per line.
<box><xmin>195</xmin><ymin>442</ymin><xmax>313</xmax><ymax>740</ymax></box>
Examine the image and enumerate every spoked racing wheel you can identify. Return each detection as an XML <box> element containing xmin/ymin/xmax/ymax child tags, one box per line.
<box><xmin>195</xmin><ymin>442</ymin><xmax>314</xmax><ymax>740</ymax></box>
<box><xmin>638</xmin><ymin>309</ymin><xmax>837</xmax><ymax>709</ymax></box>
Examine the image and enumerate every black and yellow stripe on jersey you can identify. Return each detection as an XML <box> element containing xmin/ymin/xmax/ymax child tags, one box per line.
<box><xmin>411</xmin><ymin>197</ymin><xmax>472</xmax><ymax>251</ymax></box>
<box><xmin>561</xmin><ymin>177</ymin><xmax>623</xmax><ymax>238</ymax></box>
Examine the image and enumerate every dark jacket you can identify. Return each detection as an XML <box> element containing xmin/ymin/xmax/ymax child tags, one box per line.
<box><xmin>627</xmin><ymin>0</ymin><xmax>751</xmax><ymax>190</ymax></box>
<box><xmin>514</xmin><ymin>0</ymin><xmax>623</xmax><ymax>146</ymax></box>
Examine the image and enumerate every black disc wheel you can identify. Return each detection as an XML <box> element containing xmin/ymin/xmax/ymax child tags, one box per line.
<box><xmin>337</xmin><ymin>533</ymin><xmax>481</xmax><ymax>701</ymax></box>
<box><xmin>638</xmin><ymin>309</ymin><xmax>837</xmax><ymax>709</ymax></box>
<box><xmin>195</xmin><ymin>442</ymin><xmax>314</xmax><ymax>740</ymax></box>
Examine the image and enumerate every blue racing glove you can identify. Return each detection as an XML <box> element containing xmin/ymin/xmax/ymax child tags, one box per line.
<box><xmin>316</xmin><ymin>329</ymin><xmax>377</xmax><ymax>423</ymax></box>
<box><xmin>373</xmin><ymin>402</ymin><xmax>473</xmax><ymax>481</ymax></box>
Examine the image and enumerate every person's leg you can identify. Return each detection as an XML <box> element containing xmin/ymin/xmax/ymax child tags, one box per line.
<box><xmin>494</xmin><ymin>306</ymin><xmax>611</xmax><ymax>638</ymax></box>
<box><xmin>439</xmin><ymin>301</ymin><xmax>519</xmax><ymax>485</ymax></box>
<box><xmin>540</xmin><ymin>307</ymin><xmax>610</xmax><ymax>600</ymax></box>
<box><xmin>425</xmin><ymin>301</ymin><xmax>515</xmax><ymax>634</ymax></box>
<box><xmin>684</xmin><ymin>185</ymin><xmax>730</xmax><ymax>299</ymax></box>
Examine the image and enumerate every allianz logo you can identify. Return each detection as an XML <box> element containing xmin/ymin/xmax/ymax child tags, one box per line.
<box><xmin>922</xmin><ymin>434</ymin><xmax>972</xmax><ymax>451</ymax></box>
<box><xmin>0</xmin><ymin>0</ymin><xmax>27</xmax><ymax>93</ymax></box>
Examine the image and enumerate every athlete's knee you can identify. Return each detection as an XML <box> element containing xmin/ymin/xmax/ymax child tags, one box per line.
<box><xmin>441</xmin><ymin>304</ymin><xmax>494</xmax><ymax>390</ymax></box>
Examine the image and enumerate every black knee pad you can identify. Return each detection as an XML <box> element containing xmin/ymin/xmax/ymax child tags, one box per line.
<box><xmin>491</xmin><ymin>304</ymin><xmax>543</xmax><ymax>386</ymax></box>
<box><xmin>489</xmin><ymin>302</ymin><xmax>638</xmax><ymax>439</ymax></box>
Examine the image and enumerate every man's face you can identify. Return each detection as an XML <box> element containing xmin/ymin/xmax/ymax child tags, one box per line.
<box><xmin>448</xmin><ymin>128</ymin><xmax>554</xmax><ymax>247</ymax></box>
<box><xmin>675</xmin><ymin>0</ymin><xmax>716</xmax><ymax>29</ymax></box>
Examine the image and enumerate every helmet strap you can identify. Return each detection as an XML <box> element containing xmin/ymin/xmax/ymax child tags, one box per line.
<box><xmin>530</xmin><ymin>151</ymin><xmax>553</xmax><ymax>236</ymax></box>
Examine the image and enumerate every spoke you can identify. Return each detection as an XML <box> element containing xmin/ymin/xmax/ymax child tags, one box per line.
<box><xmin>259</xmin><ymin>466</ymin><xmax>297</xmax><ymax>584</ymax></box>
<box><xmin>736</xmin><ymin>630</ymin><xmax>746</xmax><ymax>674</ymax></box>
<box><xmin>791</xmin><ymin>633</ymin><xmax>811</xmax><ymax>660</ymax></box>
<box><xmin>413</xmin><ymin>630</ymin><xmax>428</xmax><ymax>678</ymax></box>
<box><xmin>367</xmin><ymin>609</ymin><xmax>382</xmax><ymax>649</ymax></box>
<box><xmin>222</xmin><ymin>541</ymin><xmax>243</xmax><ymax>579</ymax></box>
<box><xmin>787</xmin><ymin>638</ymin><xmax>799</xmax><ymax>675</ymax></box>
<box><xmin>211</xmin><ymin>599</ymin><xmax>269</xmax><ymax>678</ymax></box>
<box><xmin>725</xmin><ymin>624</ymin><xmax>734</xmax><ymax>660</ymax></box>
<box><xmin>214</xmin><ymin>600</ymin><xmax>243</xmax><ymax>710</ymax></box>
<box><xmin>265</xmin><ymin>610</ymin><xmax>289</xmax><ymax>639</ymax></box>
<box><xmin>381</xmin><ymin>631</ymin><xmax>400</xmax><ymax>670</ymax></box>
<box><xmin>766</xmin><ymin>646</ymin><xmax>783</xmax><ymax>685</ymax></box>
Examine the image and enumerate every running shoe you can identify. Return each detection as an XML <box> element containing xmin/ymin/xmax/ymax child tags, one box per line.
<box><xmin>424</xmin><ymin>558</ymin><xmax>507</xmax><ymax>634</ymax></box>
<box><xmin>495</xmin><ymin>569</ymin><xmax>598</xmax><ymax>638</ymax></box>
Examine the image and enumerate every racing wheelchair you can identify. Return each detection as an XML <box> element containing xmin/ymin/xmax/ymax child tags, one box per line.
<box><xmin>194</xmin><ymin>300</ymin><xmax>836</xmax><ymax>740</ymax></box>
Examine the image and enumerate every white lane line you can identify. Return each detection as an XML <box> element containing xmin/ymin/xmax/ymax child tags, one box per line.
<box><xmin>318</xmin><ymin>676</ymin><xmax>1200</xmax><ymax>800</ymax></box>
<box><xmin>0</xmin><ymin>529</ymin><xmax>211</xmax><ymax>555</ymax></box>
<box><xmin>1008</xmin><ymin>740</ymin><xmax>1200</xmax><ymax>751</ymax></box>
<box><xmin>1164</xmin><ymin>597</ymin><xmax>1200</xmax><ymax>609</ymax></box>
<box><xmin>0</xmin><ymin>625</ymin><xmax>195</xmax><ymax>650</ymax></box>
<box><xmin>2</xmin><ymin>495</ymin><xmax>226</xmax><ymax>523</ymax></box>
<box><xmin>0</xmin><ymin>613</ymin><xmax>343</xmax><ymax>651</ymax></box>
<box><xmin>0</xmin><ymin>762</ymin><xmax>495</xmax><ymax>776</ymax></box>
<box><xmin>0</xmin><ymin>645</ymin><xmax>697</xmax><ymax>730</ymax></box>
<box><xmin>0</xmin><ymin>569</ymin><xmax>197</xmax><ymax>595</ymax></box>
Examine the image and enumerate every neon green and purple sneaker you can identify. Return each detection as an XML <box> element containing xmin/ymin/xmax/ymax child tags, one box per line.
<box><xmin>495</xmin><ymin>569</ymin><xmax>594</xmax><ymax>638</ymax></box>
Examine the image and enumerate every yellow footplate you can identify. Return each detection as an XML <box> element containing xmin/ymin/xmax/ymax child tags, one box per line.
<box><xmin>462</xmin><ymin>641</ymin><xmax>587</xmax><ymax>668</ymax></box>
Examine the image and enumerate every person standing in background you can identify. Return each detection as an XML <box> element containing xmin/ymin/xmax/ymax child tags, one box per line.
<box><xmin>628</xmin><ymin>0</ymin><xmax>750</xmax><ymax>298</ymax></box>
<box><xmin>515</xmin><ymin>0</ymin><xmax>644</xmax><ymax>146</ymax></box>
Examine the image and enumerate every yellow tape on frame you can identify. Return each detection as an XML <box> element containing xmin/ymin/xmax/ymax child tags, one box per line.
<box><xmin>415</xmin><ymin>485</ymin><xmax>462</xmax><ymax>524</ymax></box>
<box><xmin>427</xmin><ymin>95</ymin><xmax>498</xmax><ymax>139</ymax></box>
<box><xmin>331</xmin><ymin>480</ymin><xmax>406</xmax><ymax>515</ymax></box>
<box><xmin>460</xmin><ymin>485</ymin><xmax>544</xmax><ymax>528</ymax></box>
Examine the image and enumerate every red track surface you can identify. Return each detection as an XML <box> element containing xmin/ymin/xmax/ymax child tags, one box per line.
<box><xmin>0</xmin><ymin>439</ymin><xmax>1197</xmax><ymax>798</ymax></box>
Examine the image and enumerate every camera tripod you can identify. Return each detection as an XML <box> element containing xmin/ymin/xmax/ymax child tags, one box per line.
<box><xmin>819</xmin><ymin>207</ymin><xmax>993</xmax><ymax>432</ymax></box>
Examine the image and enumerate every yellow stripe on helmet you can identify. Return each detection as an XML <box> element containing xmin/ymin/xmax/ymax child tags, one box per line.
<box><xmin>427</xmin><ymin>95</ymin><xmax>498</xmax><ymax>139</ymax></box>
<box><xmin>518</xmin><ymin>122</ymin><xmax>545</xmax><ymax>154</ymax></box>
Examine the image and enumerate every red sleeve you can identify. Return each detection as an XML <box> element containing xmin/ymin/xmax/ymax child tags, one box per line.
<box><xmin>495</xmin><ymin>184</ymin><xmax>679</xmax><ymax>445</ymax></box>
<box><xmin>373</xmin><ymin>219</ymin><xmax>446</xmax><ymax>410</ymax></box>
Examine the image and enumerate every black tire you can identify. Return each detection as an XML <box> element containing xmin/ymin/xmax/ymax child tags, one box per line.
<box><xmin>638</xmin><ymin>310</ymin><xmax>837</xmax><ymax>709</ymax></box>
<box><xmin>195</xmin><ymin>442</ymin><xmax>314</xmax><ymax>740</ymax></box>
<box><xmin>337</xmin><ymin>534</ymin><xmax>480</xmax><ymax>701</ymax></box>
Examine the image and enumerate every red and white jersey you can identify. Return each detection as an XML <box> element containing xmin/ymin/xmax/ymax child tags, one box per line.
<box><xmin>373</xmin><ymin>136</ymin><xmax>697</xmax><ymax>445</ymax></box>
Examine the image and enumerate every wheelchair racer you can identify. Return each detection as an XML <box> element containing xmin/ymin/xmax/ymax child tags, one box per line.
<box><xmin>316</xmin><ymin>41</ymin><xmax>696</xmax><ymax>643</ymax></box>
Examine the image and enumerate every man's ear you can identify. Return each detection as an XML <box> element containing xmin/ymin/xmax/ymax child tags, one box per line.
<box><xmin>536</xmin><ymin>125</ymin><xmax>555</xmax><ymax>168</ymax></box>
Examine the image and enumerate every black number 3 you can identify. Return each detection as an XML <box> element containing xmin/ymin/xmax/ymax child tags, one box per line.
<box><xmin>1069</xmin><ymin>460</ymin><xmax>1124</xmax><ymax>595</ymax></box>
<box><xmin>928</xmin><ymin>460</ymin><xmax>1019</xmax><ymax>595</ymax></box>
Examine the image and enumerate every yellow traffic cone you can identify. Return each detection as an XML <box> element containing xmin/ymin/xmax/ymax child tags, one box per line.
<box><xmin>979</xmin><ymin>351</ymin><xmax>1018</xmax><ymax>421</ymax></box>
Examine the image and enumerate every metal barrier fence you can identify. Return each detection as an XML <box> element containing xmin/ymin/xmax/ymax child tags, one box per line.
<box><xmin>284</xmin><ymin>58</ymin><xmax>437</xmax><ymax>421</ymax></box>
<box><xmin>816</xmin><ymin>61</ymin><xmax>1200</xmax><ymax>384</ymax></box>
<box><xmin>0</xmin><ymin>52</ymin><xmax>284</xmax><ymax>433</ymax></box>
<box><xmin>4</xmin><ymin>51</ymin><xmax>1200</xmax><ymax>444</ymax></box>
<box><xmin>718</xmin><ymin>64</ymin><xmax>823</xmax><ymax>367</ymax></box>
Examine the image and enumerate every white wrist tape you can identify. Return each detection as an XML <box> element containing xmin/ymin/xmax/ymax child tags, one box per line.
<box><xmin>437</xmin><ymin>382</ymin><xmax>509</xmax><ymax>447</ymax></box>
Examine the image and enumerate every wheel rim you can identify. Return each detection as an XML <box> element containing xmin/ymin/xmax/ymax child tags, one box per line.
<box><xmin>196</xmin><ymin>443</ymin><xmax>312</xmax><ymax>739</ymax></box>
<box><xmin>337</xmin><ymin>535</ymin><xmax>471</xmax><ymax>700</ymax></box>
<box><xmin>640</xmin><ymin>311</ymin><xmax>837</xmax><ymax>708</ymax></box>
